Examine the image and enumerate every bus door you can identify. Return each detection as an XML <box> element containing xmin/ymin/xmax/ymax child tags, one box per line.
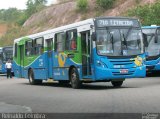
<box><xmin>81</xmin><ymin>31</ymin><xmax>92</xmax><ymax>77</ymax></box>
<box><xmin>46</xmin><ymin>38</ymin><xmax>53</xmax><ymax>78</ymax></box>
<box><xmin>19</xmin><ymin>45</ymin><xmax>25</xmax><ymax>77</ymax></box>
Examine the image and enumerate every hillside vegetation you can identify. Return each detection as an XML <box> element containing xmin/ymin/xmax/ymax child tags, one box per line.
<box><xmin>0</xmin><ymin>0</ymin><xmax>159</xmax><ymax>46</ymax></box>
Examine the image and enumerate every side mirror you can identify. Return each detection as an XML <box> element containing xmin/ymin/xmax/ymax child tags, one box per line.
<box><xmin>143</xmin><ymin>33</ymin><xmax>148</xmax><ymax>47</ymax></box>
<box><xmin>91</xmin><ymin>32</ymin><xmax>96</xmax><ymax>41</ymax></box>
<box><xmin>154</xmin><ymin>35</ymin><xmax>158</xmax><ymax>43</ymax></box>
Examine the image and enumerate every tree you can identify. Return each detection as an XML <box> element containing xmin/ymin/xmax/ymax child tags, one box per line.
<box><xmin>77</xmin><ymin>0</ymin><xmax>88</xmax><ymax>12</ymax></box>
<box><xmin>0</xmin><ymin>8</ymin><xmax>24</xmax><ymax>24</ymax></box>
<box><xmin>26</xmin><ymin>0</ymin><xmax>47</xmax><ymax>17</ymax></box>
<box><xmin>127</xmin><ymin>1</ymin><xmax>160</xmax><ymax>25</ymax></box>
<box><xmin>96</xmin><ymin>0</ymin><xmax>115</xmax><ymax>10</ymax></box>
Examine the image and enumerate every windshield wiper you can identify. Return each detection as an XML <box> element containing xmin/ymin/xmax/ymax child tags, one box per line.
<box><xmin>109</xmin><ymin>32</ymin><xmax>114</xmax><ymax>52</ymax></box>
<box><xmin>122</xmin><ymin>33</ymin><xmax>128</xmax><ymax>50</ymax></box>
<box><xmin>126</xmin><ymin>26</ymin><xmax>133</xmax><ymax>39</ymax></box>
<box><xmin>123</xmin><ymin>27</ymin><xmax>133</xmax><ymax>47</ymax></box>
<box><xmin>106</xmin><ymin>28</ymin><xmax>114</xmax><ymax>54</ymax></box>
<box><xmin>147</xmin><ymin>33</ymin><xmax>155</xmax><ymax>45</ymax></box>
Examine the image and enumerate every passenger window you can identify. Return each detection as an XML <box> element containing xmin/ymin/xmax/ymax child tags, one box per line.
<box><xmin>66</xmin><ymin>30</ymin><xmax>77</xmax><ymax>50</ymax></box>
<box><xmin>55</xmin><ymin>32</ymin><xmax>65</xmax><ymax>52</ymax></box>
<box><xmin>35</xmin><ymin>37</ymin><xmax>44</xmax><ymax>55</ymax></box>
<box><xmin>25</xmin><ymin>40</ymin><xmax>33</xmax><ymax>56</ymax></box>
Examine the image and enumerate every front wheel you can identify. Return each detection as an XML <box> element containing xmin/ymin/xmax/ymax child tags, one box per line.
<box><xmin>70</xmin><ymin>68</ymin><xmax>81</xmax><ymax>89</ymax></box>
<box><xmin>111</xmin><ymin>81</ymin><xmax>123</xmax><ymax>87</ymax></box>
<box><xmin>29</xmin><ymin>69</ymin><xmax>42</xmax><ymax>85</ymax></box>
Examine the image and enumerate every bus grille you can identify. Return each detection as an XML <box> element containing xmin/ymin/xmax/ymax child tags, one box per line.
<box><xmin>110</xmin><ymin>59</ymin><xmax>135</xmax><ymax>68</ymax></box>
<box><xmin>109</xmin><ymin>58</ymin><xmax>136</xmax><ymax>76</ymax></box>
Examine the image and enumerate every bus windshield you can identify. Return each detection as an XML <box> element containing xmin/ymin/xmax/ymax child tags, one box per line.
<box><xmin>3</xmin><ymin>47</ymin><xmax>13</xmax><ymax>61</ymax></box>
<box><xmin>96</xmin><ymin>28</ymin><xmax>143</xmax><ymax>56</ymax></box>
<box><xmin>142</xmin><ymin>28</ymin><xmax>160</xmax><ymax>56</ymax></box>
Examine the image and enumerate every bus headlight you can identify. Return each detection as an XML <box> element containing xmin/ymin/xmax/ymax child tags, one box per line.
<box><xmin>96</xmin><ymin>60</ymin><xmax>107</xmax><ymax>68</ymax></box>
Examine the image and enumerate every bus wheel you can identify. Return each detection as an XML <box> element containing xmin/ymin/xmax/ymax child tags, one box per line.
<box><xmin>111</xmin><ymin>81</ymin><xmax>123</xmax><ymax>87</ymax></box>
<box><xmin>70</xmin><ymin>68</ymin><xmax>81</xmax><ymax>89</ymax></box>
<box><xmin>29</xmin><ymin>69</ymin><xmax>42</xmax><ymax>85</ymax></box>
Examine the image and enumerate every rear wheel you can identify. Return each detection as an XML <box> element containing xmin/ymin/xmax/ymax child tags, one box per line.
<box><xmin>29</xmin><ymin>69</ymin><xmax>42</xmax><ymax>85</ymax></box>
<box><xmin>70</xmin><ymin>68</ymin><xmax>81</xmax><ymax>89</ymax></box>
<box><xmin>111</xmin><ymin>81</ymin><xmax>123</xmax><ymax>87</ymax></box>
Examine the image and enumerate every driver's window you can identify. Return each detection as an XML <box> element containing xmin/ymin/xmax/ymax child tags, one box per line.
<box><xmin>97</xmin><ymin>30</ymin><xmax>112</xmax><ymax>54</ymax></box>
<box><xmin>110</xmin><ymin>29</ymin><xmax>121</xmax><ymax>55</ymax></box>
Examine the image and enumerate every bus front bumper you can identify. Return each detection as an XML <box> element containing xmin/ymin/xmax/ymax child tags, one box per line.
<box><xmin>94</xmin><ymin>66</ymin><xmax>146</xmax><ymax>80</ymax></box>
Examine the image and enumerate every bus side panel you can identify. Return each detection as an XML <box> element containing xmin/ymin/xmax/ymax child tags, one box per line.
<box><xmin>13</xmin><ymin>44</ymin><xmax>21</xmax><ymax>78</ymax></box>
<box><xmin>52</xmin><ymin>52</ymin><xmax>82</xmax><ymax>81</ymax></box>
<box><xmin>13</xmin><ymin>61</ymin><xmax>21</xmax><ymax>78</ymax></box>
<box><xmin>0</xmin><ymin>63</ymin><xmax>6</xmax><ymax>73</ymax></box>
<box><xmin>53</xmin><ymin>52</ymin><xmax>69</xmax><ymax>80</ymax></box>
<box><xmin>24</xmin><ymin>53</ymin><xmax>48</xmax><ymax>80</ymax></box>
<box><xmin>32</xmin><ymin>69</ymin><xmax>47</xmax><ymax>80</ymax></box>
<box><xmin>33</xmin><ymin>52</ymin><xmax>48</xmax><ymax>80</ymax></box>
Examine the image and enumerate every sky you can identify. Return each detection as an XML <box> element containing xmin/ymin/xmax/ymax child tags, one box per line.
<box><xmin>0</xmin><ymin>0</ymin><xmax>57</xmax><ymax>10</ymax></box>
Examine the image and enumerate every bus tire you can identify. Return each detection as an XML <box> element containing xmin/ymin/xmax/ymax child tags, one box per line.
<box><xmin>29</xmin><ymin>69</ymin><xmax>42</xmax><ymax>85</ymax></box>
<box><xmin>70</xmin><ymin>68</ymin><xmax>81</xmax><ymax>89</ymax></box>
<box><xmin>111</xmin><ymin>81</ymin><xmax>123</xmax><ymax>87</ymax></box>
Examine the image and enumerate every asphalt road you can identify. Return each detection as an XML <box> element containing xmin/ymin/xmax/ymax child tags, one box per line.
<box><xmin>0</xmin><ymin>74</ymin><xmax>160</xmax><ymax>113</ymax></box>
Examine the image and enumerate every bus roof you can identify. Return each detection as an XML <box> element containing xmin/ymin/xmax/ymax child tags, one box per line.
<box><xmin>142</xmin><ymin>26</ymin><xmax>160</xmax><ymax>29</ymax></box>
<box><xmin>14</xmin><ymin>18</ymin><xmax>94</xmax><ymax>43</ymax></box>
<box><xmin>14</xmin><ymin>17</ymin><xmax>140</xmax><ymax>43</ymax></box>
<box><xmin>95</xmin><ymin>16</ymin><xmax>138</xmax><ymax>20</ymax></box>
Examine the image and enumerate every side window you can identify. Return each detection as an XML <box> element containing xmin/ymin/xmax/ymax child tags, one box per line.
<box><xmin>66</xmin><ymin>30</ymin><xmax>77</xmax><ymax>50</ymax></box>
<box><xmin>35</xmin><ymin>37</ymin><xmax>44</xmax><ymax>55</ymax></box>
<box><xmin>25</xmin><ymin>40</ymin><xmax>33</xmax><ymax>56</ymax></box>
<box><xmin>14</xmin><ymin>43</ymin><xmax>17</xmax><ymax>57</ymax></box>
<box><xmin>55</xmin><ymin>32</ymin><xmax>65</xmax><ymax>52</ymax></box>
<box><xmin>46</xmin><ymin>38</ymin><xmax>53</xmax><ymax>51</ymax></box>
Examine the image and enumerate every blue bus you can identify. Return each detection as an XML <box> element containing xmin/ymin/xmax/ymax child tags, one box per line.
<box><xmin>13</xmin><ymin>17</ymin><xmax>146</xmax><ymax>89</ymax></box>
<box><xmin>0</xmin><ymin>46</ymin><xmax>13</xmax><ymax>74</ymax></box>
<box><xmin>142</xmin><ymin>26</ymin><xmax>160</xmax><ymax>72</ymax></box>
<box><xmin>0</xmin><ymin>47</ymin><xmax>3</xmax><ymax>73</ymax></box>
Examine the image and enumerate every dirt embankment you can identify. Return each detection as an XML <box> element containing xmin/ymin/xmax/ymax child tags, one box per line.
<box><xmin>0</xmin><ymin>24</ymin><xmax>7</xmax><ymax>37</ymax></box>
<box><xmin>22</xmin><ymin>0</ymin><xmax>157</xmax><ymax>34</ymax></box>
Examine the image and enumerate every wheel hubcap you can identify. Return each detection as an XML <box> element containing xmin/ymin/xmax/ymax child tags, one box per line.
<box><xmin>71</xmin><ymin>72</ymin><xmax>76</xmax><ymax>81</ymax></box>
<box><xmin>30</xmin><ymin>73</ymin><xmax>33</xmax><ymax>82</ymax></box>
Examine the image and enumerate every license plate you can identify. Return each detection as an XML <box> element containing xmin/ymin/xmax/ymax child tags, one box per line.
<box><xmin>120</xmin><ymin>69</ymin><xmax>128</xmax><ymax>74</ymax></box>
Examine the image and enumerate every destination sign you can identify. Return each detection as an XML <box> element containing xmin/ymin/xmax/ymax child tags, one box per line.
<box><xmin>96</xmin><ymin>19</ymin><xmax>139</xmax><ymax>27</ymax></box>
